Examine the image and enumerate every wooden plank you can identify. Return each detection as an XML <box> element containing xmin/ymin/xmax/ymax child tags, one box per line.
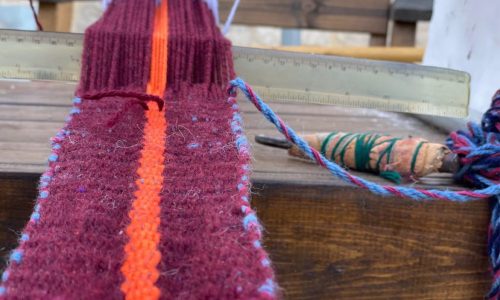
<box><xmin>369</xmin><ymin>33</ymin><xmax>387</xmax><ymax>46</ymax></box>
<box><xmin>0</xmin><ymin>174</ymin><xmax>37</xmax><ymax>270</ymax></box>
<box><xmin>0</xmin><ymin>80</ymin><xmax>74</xmax><ymax>106</ymax></box>
<box><xmin>0</xmin><ymin>104</ymin><xmax>70</xmax><ymax>122</ymax></box>
<box><xmin>219</xmin><ymin>0</ymin><xmax>391</xmax><ymax>34</ymax></box>
<box><xmin>391</xmin><ymin>21</ymin><xmax>417</xmax><ymax>47</ymax></box>
<box><xmin>391</xmin><ymin>0</ymin><xmax>433</xmax><ymax>22</ymax></box>
<box><xmin>269</xmin><ymin>46</ymin><xmax>424</xmax><ymax>62</ymax></box>
<box><xmin>0</xmin><ymin>120</ymin><xmax>62</xmax><ymax>144</ymax></box>
<box><xmin>0</xmin><ymin>175</ymin><xmax>490</xmax><ymax>299</ymax></box>
<box><xmin>39</xmin><ymin>1</ymin><xmax>74</xmax><ymax>32</ymax></box>
<box><xmin>253</xmin><ymin>182</ymin><xmax>490</xmax><ymax>299</ymax></box>
<box><xmin>0</xmin><ymin>80</ymin><xmax>492</xmax><ymax>299</ymax></box>
<box><xmin>0</xmin><ymin>78</ymin><xmax>452</xmax><ymax>186</ymax></box>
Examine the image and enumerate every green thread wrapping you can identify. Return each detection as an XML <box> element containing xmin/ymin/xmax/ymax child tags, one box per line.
<box><xmin>330</xmin><ymin>133</ymin><xmax>353</xmax><ymax>162</ymax></box>
<box><xmin>320</xmin><ymin>132</ymin><xmax>337</xmax><ymax>156</ymax></box>
<box><xmin>410</xmin><ymin>141</ymin><xmax>427</xmax><ymax>174</ymax></box>
<box><xmin>355</xmin><ymin>133</ymin><xmax>380</xmax><ymax>171</ymax></box>
<box><xmin>322</xmin><ymin>132</ymin><xmax>403</xmax><ymax>183</ymax></box>
<box><xmin>339</xmin><ymin>134</ymin><xmax>361</xmax><ymax>166</ymax></box>
<box><xmin>374</xmin><ymin>138</ymin><xmax>401</xmax><ymax>171</ymax></box>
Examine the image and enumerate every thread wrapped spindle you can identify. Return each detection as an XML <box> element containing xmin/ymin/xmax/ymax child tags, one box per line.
<box><xmin>289</xmin><ymin>132</ymin><xmax>450</xmax><ymax>183</ymax></box>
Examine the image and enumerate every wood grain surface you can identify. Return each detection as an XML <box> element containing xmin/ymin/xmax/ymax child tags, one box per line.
<box><xmin>0</xmin><ymin>79</ymin><xmax>492</xmax><ymax>299</ymax></box>
<box><xmin>253</xmin><ymin>182</ymin><xmax>490</xmax><ymax>299</ymax></box>
<box><xmin>219</xmin><ymin>0</ymin><xmax>391</xmax><ymax>34</ymax></box>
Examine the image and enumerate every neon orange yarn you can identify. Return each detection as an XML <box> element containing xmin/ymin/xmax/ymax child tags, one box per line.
<box><xmin>120</xmin><ymin>0</ymin><xmax>168</xmax><ymax>299</ymax></box>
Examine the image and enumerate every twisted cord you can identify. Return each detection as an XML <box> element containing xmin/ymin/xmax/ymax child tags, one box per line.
<box><xmin>228</xmin><ymin>78</ymin><xmax>500</xmax><ymax>202</ymax></box>
<box><xmin>222</xmin><ymin>0</ymin><xmax>240</xmax><ymax>35</ymax></box>
<box><xmin>80</xmin><ymin>90</ymin><xmax>164</xmax><ymax>111</ymax></box>
<box><xmin>28</xmin><ymin>0</ymin><xmax>43</xmax><ymax>31</ymax></box>
<box><xmin>447</xmin><ymin>92</ymin><xmax>500</xmax><ymax>299</ymax></box>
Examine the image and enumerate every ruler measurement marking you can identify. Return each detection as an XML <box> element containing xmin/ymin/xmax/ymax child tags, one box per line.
<box><xmin>0</xmin><ymin>30</ymin><xmax>469</xmax><ymax>117</ymax></box>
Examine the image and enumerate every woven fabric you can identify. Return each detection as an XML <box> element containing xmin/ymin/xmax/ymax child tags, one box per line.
<box><xmin>1</xmin><ymin>0</ymin><xmax>276</xmax><ymax>299</ymax></box>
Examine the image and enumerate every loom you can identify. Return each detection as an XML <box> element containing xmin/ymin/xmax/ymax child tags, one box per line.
<box><xmin>0</xmin><ymin>0</ymin><xmax>498</xmax><ymax>299</ymax></box>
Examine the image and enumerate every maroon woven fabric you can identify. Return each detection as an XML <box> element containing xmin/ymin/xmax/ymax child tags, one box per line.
<box><xmin>1</xmin><ymin>0</ymin><xmax>154</xmax><ymax>298</ymax></box>
<box><xmin>157</xmin><ymin>1</ymin><xmax>275</xmax><ymax>298</ymax></box>
<box><xmin>1</xmin><ymin>0</ymin><xmax>277</xmax><ymax>298</ymax></box>
<box><xmin>4</xmin><ymin>99</ymin><xmax>147</xmax><ymax>299</ymax></box>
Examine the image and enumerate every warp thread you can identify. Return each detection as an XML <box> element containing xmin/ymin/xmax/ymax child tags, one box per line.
<box><xmin>222</xmin><ymin>0</ymin><xmax>241</xmax><ymax>35</ymax></box>
<box><xmin>28</xmin><ymin>0</ymin><xmax>43</xmax><ymax>31</ymax></box>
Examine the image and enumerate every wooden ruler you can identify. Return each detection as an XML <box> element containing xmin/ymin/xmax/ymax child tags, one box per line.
<box><xmin>0</xmin><ymin>29</ymin><xmax>470</xmax><ymax>117</ymax></box>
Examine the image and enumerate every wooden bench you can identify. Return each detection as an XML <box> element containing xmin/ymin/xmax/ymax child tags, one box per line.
<box><xmin>0</xmin><ymin>79</ymin><xmax>490</xmax><ymax>299</ymax></box>
<box><xmin>38</xmin><ymin>0</ymin><xmax>74</xmax><ymax>32</ymax></box>
<box><xmin>39</xmin><ymin>0</ymin><xmax>433</xmax><ymax>47</ymax></box>
<box><xmin>219</xmin><ymin>0</ymin><xmax>433</xmax><ymax>46</ymax></box>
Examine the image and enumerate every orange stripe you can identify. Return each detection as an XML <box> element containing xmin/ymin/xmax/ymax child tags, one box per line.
<box><xmin>120</xmin><ymin>1</ymin><xmax>168</xmax><ymax>299</ymax></box>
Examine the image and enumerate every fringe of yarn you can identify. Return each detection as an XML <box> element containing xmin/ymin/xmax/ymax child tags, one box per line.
<box><xmin>447</xmin><ymin>92</ymin><xmax>500</xmax><ymax>299</ymax></box>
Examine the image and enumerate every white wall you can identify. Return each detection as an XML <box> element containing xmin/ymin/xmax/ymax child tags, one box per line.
<box><xmin>424</xmin><ymin>0</ymin><xmax>500</xmax><ymax>122</ymax></box>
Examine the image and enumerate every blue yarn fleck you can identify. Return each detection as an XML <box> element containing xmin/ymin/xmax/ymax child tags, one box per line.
<box><xmin>48</xmin><ymin>153</ymin><xmax>58</xmax><ymax>162</ymax></box>
<box><xmin>39</xmin><ymin>191</ymin><xmax>49</xmax><ymax>199</ymax></box>
<box><xmin>235</xmin><ymin>136</ymin><xmax>248</xmax><ymax>149</ymax></box>
<box><xmin>261</xmin><ymin>258</ymin><xmax>271</xmax><ymax>267</ymax></box>
<box><xmin>0</xmin><ymin>286</ymin><xmax>6</xmax><ymax>295</ymax></box>
<box><xmin>242</xmin><ymin>213</ymin><xmax>259</xmax><ymax>230</ymax></box>
<box><xmin>258</xmin><ymin>278</ymin><xmax>275</xmax><ymax>295</ymax></box>
<box><xmin>187</xmin><ymin>142</ymin><xmax>199</xmax><ymax>149</ymax></box>
<box><xmin>2</xmin><ymin>271</ymin><xmax>8</xmax><ymax>282</ymax></box>
<box><xmin>20</xmin><ymin>233</ymin><xmax>29</xmax><ymax>242</ymax></box>
<box><xmin>41</xmin><ymin>175</ymin><xmax>51</xmax><ymax>181</ymax></box>
<box><xmin>30</xmin><ymin>212</ymin><xmax>40</xmax><ymax>222</ymax></box>
<box><xmin>9</xmin><ymin>251</ymin><xmax>22</xmax><ymax>264</ymax></box>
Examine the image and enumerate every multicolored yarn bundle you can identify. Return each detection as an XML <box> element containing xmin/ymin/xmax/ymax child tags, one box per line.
<box><xmin>1</xmin><ymin>1</ymin><xmax>276</xmax><ymax>299</ymax></box>
<box><xmin>447</xmin><ymin>93</ymin><xmax>500</xmax><ymax>299</ymax></box>
<box><xmin>229</xmin><ymin>78</ymin><xmax>500</xmax><ymax>299</ymax></box>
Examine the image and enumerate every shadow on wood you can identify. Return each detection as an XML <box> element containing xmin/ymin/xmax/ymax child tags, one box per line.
<box><xmin>253</xmin><ymin>181</ymin><xmax>491</xmax><ymax>299</ymax></box>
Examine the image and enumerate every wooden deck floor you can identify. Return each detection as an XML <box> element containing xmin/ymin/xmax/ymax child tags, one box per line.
<box><xmin>0</xmin><ymin>79</ymin><xmax>491</xmax><ymax>299</ymax></box>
